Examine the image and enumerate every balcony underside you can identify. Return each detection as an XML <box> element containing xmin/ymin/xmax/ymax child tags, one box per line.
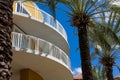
<box><xmin>11</xmin><ymin>51</ymin><xmax>73</xmax><ymax>80</ymax></box>
<box><xmin>13</xmin><ymin>14</ymin><xmax>69</xmax><ymax>54</ymax></box>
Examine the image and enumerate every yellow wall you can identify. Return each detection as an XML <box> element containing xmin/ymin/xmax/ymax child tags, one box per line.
<box><xmin>13</xmin><ymin>2</ymin><xmax>16</xmax><ymax>12</ymax></box>
<box><xmin>13</xmin><ymin>1</ymin><xmax>43</xmax><ymax>21</ymax></box>
<box><xmin>23</xmin><ymin>1</ymin><xmax>43</xmax><ymax>21</ymax></box>
<box><xmin>20</xmin><ymin>69</ymin><xmax>44</xmax><ymax>80</ymax></box>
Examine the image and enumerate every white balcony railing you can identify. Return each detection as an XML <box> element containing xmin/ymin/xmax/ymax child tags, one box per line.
<box><xmin>13</xmin><ymin>2</ymin><xmax>68</xmax><ymax>41</ymax></box>
<box><xmin>12</xmin><ymin>32</ymin><xmax>71</xmax><ymax>69</ymax></box>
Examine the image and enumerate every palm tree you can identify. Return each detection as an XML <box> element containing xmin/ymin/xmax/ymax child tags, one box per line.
<box><xmin>0</xmin><ymin>0</ymin><xmax>13</xmax><ymax>79</ymax></box>
<box><xmin>54</xmin><ymin>0</ymin><xmax>110</xmax><ymax>80</ymax></box>
<box><xmin>90</xmin><ymin>11</ymin><xmax>120</xmax><ymax>80</ymax></box>
<box><xmin>92</xmin><ymin>45</ymin><xmax>120</xmax><ymax>80</ymax></box>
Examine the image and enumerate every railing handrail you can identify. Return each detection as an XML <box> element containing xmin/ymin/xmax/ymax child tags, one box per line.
<box><xmin>13</xmin><ymin>1</ymin><xmax>68</xmax><ymax>42</ymax></box>
<box><xmin>12</xmin><ymin>32</ymin><xmax>71</xmax><ymax>69</ymax></box>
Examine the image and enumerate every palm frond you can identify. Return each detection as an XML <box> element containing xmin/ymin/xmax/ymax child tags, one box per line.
<box><xmin>114</xmin><ymin>17</ymin><xmax>120</xmax><ymax>33</ymax></box>
<box><xmin>85</xmin><ymin>0</ymin><xmax>98</xmax><ymax>14</ymax></box>
<box><xmin>92</xmin><ymin>65</ymin><xmax>107</xmax><ymax>80</ymax></box>
<box><xmin>89</xmin><ymin>24</ymin><xmax>111</xmax><ymax>51</ymax></box>
<box><xmin>84</xmin><ymin>0</ymin><xmax>92</xmax><ymax>13</ymax></box>
<box><xmin>87</xmin><ymin>1</ymin><xmax>109</xmax><ymax>15</ymax></box>
<box><xmin>89</xmin><ymin>9</ymin><xmax>110</xmax><ymax>16</ymax></box>
<box><xmin>108</xmin><ymin>12</ymin><xmax>114</xmax><ymax>27</ymax></box>
<box><xmin>114</xmin><ymin>63</ymin><xmax>120</xmax><ymax>72</ymax></box>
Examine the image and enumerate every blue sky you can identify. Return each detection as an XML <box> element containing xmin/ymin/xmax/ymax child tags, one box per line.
<box><xmin>37</xmin><ymin>1</ymin><xmax>120</xmax><ymax>77</ymax></box>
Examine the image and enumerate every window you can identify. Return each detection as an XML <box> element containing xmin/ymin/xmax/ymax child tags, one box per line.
<box><xmin>13</xmin><ymin>24</ymin><xmax>25</xmax><ymax>34</ymax></box>
<box><xmin>16</xmin><ymin>2</ymin><xmax>29</xmax><ymax>15</ymax></box>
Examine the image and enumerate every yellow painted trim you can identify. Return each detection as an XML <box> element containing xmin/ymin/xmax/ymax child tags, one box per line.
<box><xmin>20</xmin><ymin>69</ymin><xmax>44</xmax><ymax>80</ymax></box>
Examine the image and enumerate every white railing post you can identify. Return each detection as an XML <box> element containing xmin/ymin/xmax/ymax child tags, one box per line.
<box><xmin>18</xmin><ymin>33</ymin><xmax>21</xmax><ymax>50</ymax></box>
<box><xmin>21</xmin><ymin>2</ymin><xmax>23</xmax><ymax>13</ymax></box>
<box><xmin>12</xmin><ymin>32</ymin><xmax>70</xmax><ymax>69</ymax></box>
<box><xmin>14</xmin><ymin>2</ymin><xmax>68</xmax><ymax>41</ymax></box>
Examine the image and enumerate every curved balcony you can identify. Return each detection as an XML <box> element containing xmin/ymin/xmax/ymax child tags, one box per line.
<box><xmin>12</xmin><ymin>32</ymin><xmax>70</xmax><ymax>69</ymax></box>
<box><xmin>13</xmin><ymin>1</ymin><xmax>67</xmax><ymax>41</ymax></box>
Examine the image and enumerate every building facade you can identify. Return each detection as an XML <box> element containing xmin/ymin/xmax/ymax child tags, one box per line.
<box><xmin>74</xmin><ymin>74</ymin><xmax>83</xmax><ymax>80</ymax></box>
<box><xmin>12</xmin><ymin>1</ymin><xmax>73</xmax><ymax>80</ymax></box>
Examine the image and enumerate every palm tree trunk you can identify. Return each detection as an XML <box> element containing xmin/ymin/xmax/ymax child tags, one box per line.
<box><xmin>0</xmin><ymin>0</ymin><xmax>13</xmax><ymax>80</ymax></box>
<box><xmin>104</xmin><ymin>66</ymin><xmax>114</xmax><ymax>80</ymax></box>
<box><xmin>78</xmin><ymin>26</ymin><xmax>93</xmax><ymax>80</ymax></box>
